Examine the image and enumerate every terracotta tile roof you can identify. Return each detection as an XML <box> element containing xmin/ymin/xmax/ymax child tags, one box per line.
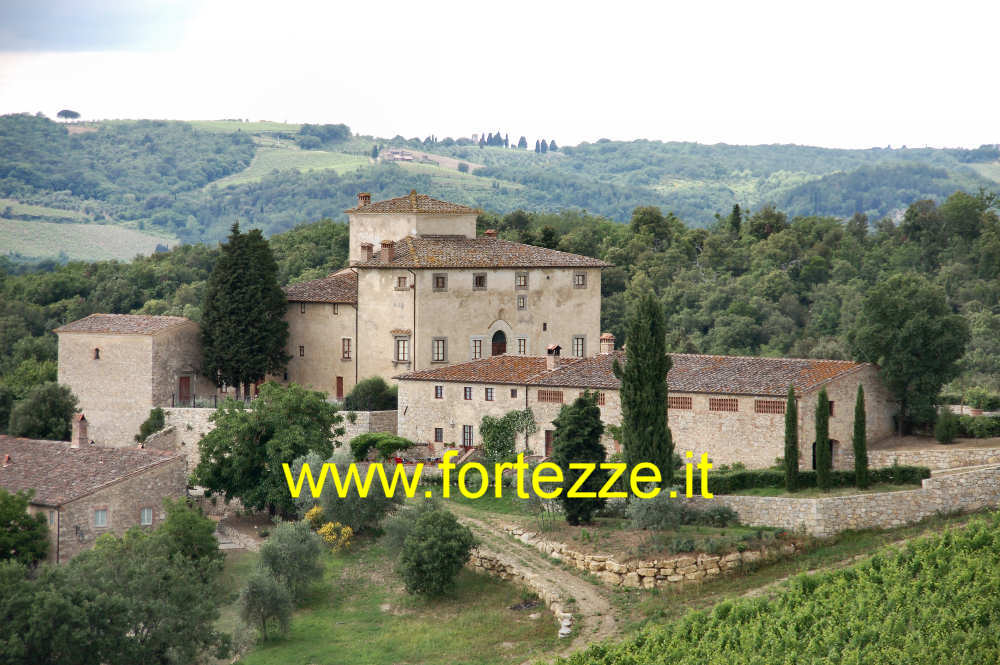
<box><xmin>345</xmin><ymin>191</ymin><xmax>479</xmax><ymax>215</ymax></box>
<box><xmin>284</xmin><ymin>269</ymin><xmax>358</xmax><ymax>304</ymax></box>
<box><xmin>54</xmin><ymin>314</ymin><xmax>192</xmax><ymax>335</ymax></box>
<box><xmin>353</xmin><ymin>236</ymin><xmax>610</xmax><ymax>269</ymax></box>
<box><xmin>396</xmin><ymin>351</ymin><xmax>867</xmax><ymax>396</ymax></box>
<box><xmin>0</xmin><ymin>436</ymin><xmax>181</xmax><ymax>507</ymax></box>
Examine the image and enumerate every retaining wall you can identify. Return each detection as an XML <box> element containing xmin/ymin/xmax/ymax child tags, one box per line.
<box><xmin>342</xmin><ymin>410</ymin><xmax>398</xmax><ymax>442</ymax></box>
<box><xmin>835</xmin><ymin>444</ymin><xmax>1000</xmax><ymax>471</ymax></box>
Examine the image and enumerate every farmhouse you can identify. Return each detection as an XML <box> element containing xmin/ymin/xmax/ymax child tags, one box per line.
<box><xmin>396</xmin><ymin>338</ymin><xmax>897</xmax><ymax>469</ymax></box>
<box><xmin>0</xmin><ymin>415</ymin><xmax>186</xmax><ymax>563</ymax></box>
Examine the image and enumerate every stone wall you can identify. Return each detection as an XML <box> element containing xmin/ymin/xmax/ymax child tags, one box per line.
<box><xmin>686</xmin><ymin>465</ymin><xmax>1000</xmax><ymax>537</ymax></box>
<box><xmin>278</xmin><ymin>301</ymin><xmax>357</xmax><ymax>399</ymax></box>
<box><xmin>342</xmin><ymin>410</ymin><xmax>398</xmax><ymax>442</ymax></box>
<box><xmin>835</xmin><ymin>444</ymin><xmax>1000</xmax><ymax>471</ymax></box>
<box><xmin>150</xmin><ymin>321</ymin><xmax>216</xmax><ymax>407</ymax></box>
<box><xmin>502</xmin><ymin>525</ymin><xmax>797</xmax><ymax>589</ymax></box>
<box><xmin>53</xmin><ymin>456</ymin><xmax>187</xmax><ymax>562</ymax></box>
<box><xmin>160</xmin><ymin>408</ymin><xmax>217</xmax><ymax>469</ymax></box>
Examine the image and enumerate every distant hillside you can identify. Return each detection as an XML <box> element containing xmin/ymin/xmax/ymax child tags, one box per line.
<box><xmin>2</xmin><ymin>114</ymin><xmax>998</xmax><ymax>259</ymax></box>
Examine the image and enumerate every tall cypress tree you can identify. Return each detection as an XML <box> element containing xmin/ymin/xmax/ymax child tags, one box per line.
<box><xmin>815</xmin><ymin>388</ymin><xmax>832</xmax><ymax>490</ymax></box>
<box><xmin>202</xmin><ymin>224</ymin><xmax>290</xmax><ymax>398</ymax></box>
<box><xmin>729</xmin><ymin>204</ymin><xmax>742</xmax><ymax>235</ymax></box>
<box><xmin>534</xmin><ymin>139</ymin><xmax>540</xmax><ymax>153</ymax></box>
<box><xmin>612</xmin><ymin>291</ymin><xmax>673</xmax><ymax>483</ymax></box>
<box><xmin>784</xmin><ymin>385</ymin><xmax>799</xmax><ymax>492</ymax></box>
<box><xmin>853</xmin><ymin>385</ymin><xmax>869</xmax><ymax>489</ymax></box>
<box><xmin>517</xmin><ymin>136</ymin><xmax>527</xmax><ymax>149</ymax></box>
<box><xmin>551</xmin><ymin>392</ymin><xmax>608</xmax><ymax>525</ymax></box>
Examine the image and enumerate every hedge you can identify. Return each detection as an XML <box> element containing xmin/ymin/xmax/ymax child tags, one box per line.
<box><xmin>705</xmin><ymin>465</ymin><xmax>931</xmax><ymax>494</ymax></box>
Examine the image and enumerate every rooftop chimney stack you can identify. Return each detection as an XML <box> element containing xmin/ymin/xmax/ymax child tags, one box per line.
<box><xmin>408</xmin><ymin>189</ymin><xmax>418</xmax><ymax>209</ymax></box>
<box><xmin>380</xmin><ymin>240</ymin><xmax>395</xmax><ymax>264</ymax></box>
<box><xmin>361</xmin><ymin>242</ymin><xmax>374</xmax><ymax>261</ymax></box>
<box><xmin>546</xmin><ymin>344</ymin><xmax>561</xmax><ymax>370</ymax></box>
<box><xmin>357</xmin><ymin>192</ymin><xmax>371</xmax><ymax>207</ymax></box>
<box><xmin>600</xmin><ymin>332</ymin><xmax>616</xmax><ymax>354</ymax></box>
<box><xmin>484</xmin><ymin>229</ymin><xmax>497</xmax><ymax>238</ymax></box>
<box><xmin>71</xmin><ymin>413</ymin><xmax>88</xmax><ymax>449</ymax></box>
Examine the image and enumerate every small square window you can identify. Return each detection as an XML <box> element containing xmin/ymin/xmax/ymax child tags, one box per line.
<box><xmin>515</xmin><ymin>272</ymin><xmax>528</xmax><ymax>290</ymax></box>
<box><xmin>517</xmin><ymin>295</ymin><xmax>526</xmax><ymax>310</ymax></box>
<box><xmin>485</xmin><ymin>387</ymin><xmax>494</xmax><ymax>401</ymax></box>
<box><xmin>94</xmin><ymin>508</ymin><xmax>108</xmax><ymax>528</ymax></box>
<box><xmin>140</xmin><ymin>507</ymin><xmax>153</xmax><ymax>526</ymax></box>
<box><xmin>510</xmin><ymin>388</ymin><xmax>518</xmax><ymax>398</ymax></box>
<box><xmin>333</xmin><ymin>303</ymin><xmax>339</xmax><ymax>315</ymax></box>
<box><xmin>434</xmin><ymin>385</ymin><xmax>444</xmax><ymax>399</ymax></box>
<box><xmin>433</xmin><ymin>273</ymin><xmax>448</xmax><ymax>291</ymax></box>
<box><xmin>542</xmin><ymin>322</ymin><xmax>547</xmax><ymax>331</ymax></box>
<box><xmin>434</xmin><ymin>427</ymin><xmax>444</xmax><ymax>443</ymax></box>
<box><xmin>473</xmin><ymin>273</ymin><xmax>487</xmax><ymax>290</ymax></box>
<box><xmin>573</xmin><ymin>272</ymin><xmax>587</xmax><ymax>289</ymax></box>
<box><xmin>397</xmin><ymin>276</ymin><xmax>408</xmax><ymax>289</ymax></box>
<box><xmin>299</xmin><ymin>345</ymin><xmax>305</xmax><ymax>357</ymax></box>
<box><xmin>464</xmin><ymin>387</ymin><xmax>472</xmax><ymax>400</ymax></box>
<box><xmin>300</xmin><ymin>302</ymin><xmax>306</xmax><ymax>314</ymax></box>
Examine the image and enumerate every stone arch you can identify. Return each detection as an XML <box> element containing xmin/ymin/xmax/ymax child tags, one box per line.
<box><xmin>486</xmin><ymin>319</ymin><xmax>513</xmax><ymax>357</ymax></box>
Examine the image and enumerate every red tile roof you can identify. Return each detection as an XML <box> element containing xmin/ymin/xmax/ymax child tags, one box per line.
<box><xmin>54</xmin><ymin>314</ymin><xmax>192</xmax><ymax>335</ymax></box>
<box><xmin>0</xmin><ymin>436</ymin><xmax>181</xmax><ymax>507</ymax></box>
<box><xmin>283</xmin><ymin>269</ymin><xmax>358</xmax><ymax>304</ymax></box>
<box><xmin>345</xmin><ymin>191</ymin><xmax>479</xmax><ymax>215</ymax></box>
<box><xmin>353</xmin><ymin>236</ymin><xmax>610</xmax><ymax>269</ymax></box>
<box><xmin>396</xmin><ymin>351</ymin><xmax>867</xmax><ymax>396</ymax></box>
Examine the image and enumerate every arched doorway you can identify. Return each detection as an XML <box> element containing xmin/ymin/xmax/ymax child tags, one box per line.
<box><xmin>811</xmin><ymin>439</ymin><xmax>838</xmax><ymax>469</ymax></box>
<box><xmin>492</xmin><ymin>330</ymin><xmax>507</xmax><ymax>356</ymax></box>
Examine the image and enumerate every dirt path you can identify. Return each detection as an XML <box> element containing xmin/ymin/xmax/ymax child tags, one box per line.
<box><xmin>456</xmin><ymin>511</ymin><xmax>618</xmax><ymax>658</ymax></box>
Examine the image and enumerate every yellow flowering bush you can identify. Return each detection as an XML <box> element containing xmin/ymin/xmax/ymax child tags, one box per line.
<box><xmin>305</xmin><ymin>505</ymin><xmax>325</xmax><ymax>530</ymax></box>
<box><xmin>318</xmin><ymin>521</ymin><xmax>353</xmax><ymax>551</ymax></box>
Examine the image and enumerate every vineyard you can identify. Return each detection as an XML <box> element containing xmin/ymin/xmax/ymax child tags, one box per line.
<box><xmin>554</xmin><ymin>512</ymin><xmax>1000</xmax><ymax>665</ymax></box>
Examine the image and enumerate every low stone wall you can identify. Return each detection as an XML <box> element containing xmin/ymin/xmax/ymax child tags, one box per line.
<box><xmin>342</xmin><ymin>410</ymin><xmax>398</xmax><ymax>442</ymax></box>
<box><xmin>154</xmin><ymin>408</ymin><xmax>217</xmax><ymax>469</ymax></box>
<box><xmin>836</xmin><ymin>444</ymin><xmax>1000</xmax><ymax>471</ymax></box>
<box><xmin>503</xmin><ymin>526</ymin><xmax>797</xmax><ymax>589</ymax></box>
<box><xmin>467</xmin><ymin>549</ymin><xmax>573</xmax><ymax>636</ymax></box>
<box><xmin>687</xmin><ymin>465</ymin><xmax>1000</xmax><ymax>537</ymax></box>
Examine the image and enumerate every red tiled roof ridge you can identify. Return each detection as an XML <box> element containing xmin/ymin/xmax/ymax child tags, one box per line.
<box><xmin>54</xmin><ymin>313</ymin><xmax>192</xmax><ymax>335</ymax></box>
<box><xmin>344</xmin><ymin>192</ymin><xmax>479</xmax><ymax>215</ymax></box>
<box><xmin>353</xmin><ymin>235</ymin><xmax>610</xmax><ymax>269</ymax></box>
<box><xmin>283</xmin><ymin>270</ymin><xmax>358</xmax><ymax>304</ymax></box>
<box><xmin>670</xmin><ymin>351</ymin><xmax>861</xmax><ymax>365</ymax></box>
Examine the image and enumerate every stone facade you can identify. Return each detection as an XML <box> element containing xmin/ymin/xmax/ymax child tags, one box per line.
<box><xmin>342</xmin><ymin>410</ymin><xmax>399</xmax><ymax>442</ymax></box>
<box><xmin>685</xmin><ymin>465</ymin><xmax>1000</xmax><ymax>537</ymax></box>
<box><xmin>348</xmin><ymin>208</ymin><xmax>477</xmax><ymax>264</ymax></box>
<box><xmin>280</xmin><ymin>301</ymin><xmax>357</xmax><ymax>399</ymax></box>
<box><xmin>144</xmin><ymin>407</ymin><xmax>218</xmax><ymax>469</ymax></box>
<box><xmin>835</xmin><ymin>443</ymin><xmax>1000</xmax><ymax>471</ymax></box>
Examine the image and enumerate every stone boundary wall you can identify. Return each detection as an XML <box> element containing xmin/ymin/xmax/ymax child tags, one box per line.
<box><xmin>154</xmin><ymin>408</ymin><xmax>217</xmax><ymax>469</ymax></box>
<box><xmin>686</xmin><ymin>465</ymin><xmax>1000</xmax><ymax>537</ymax></box>
<box><xmin>835</xmin><ymin>445</ymin><xmax>1000</xmax><ymax>471</ymax></box>
<box><xmin>342</xmin><ymin>410</ymin><xmax>398</xmax><ymax>442</ymax></box>
<box><xmin>502</xmin><ymin>526</ymin><xmax>797</xmax><ymax>589</ymax></box>
<box><xmin>467</xmin><ymin>549</ymin><xmax>573</xmax><ymax>636</ymax></box>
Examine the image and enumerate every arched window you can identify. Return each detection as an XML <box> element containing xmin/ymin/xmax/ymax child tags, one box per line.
<box><xmin>93</xmin><ymin>348</ymin><xmax>100</xmax><ymax>360</ymax></box>
<box><xmin>491</xmin><ymin>330</ymin><xmax>507</xmax><ymax>356</ymax></box>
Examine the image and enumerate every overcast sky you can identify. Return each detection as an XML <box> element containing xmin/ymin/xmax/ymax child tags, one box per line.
<box><xmin>0</xmin><ymin>0</ymin><xmax>996</xmax><ymax>149</ymax></box>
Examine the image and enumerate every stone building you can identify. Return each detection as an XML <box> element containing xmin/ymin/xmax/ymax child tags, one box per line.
<box><xmin>277</xmin><ymin>191</ymin><xmax>608</xmax><ymax>395</ymax></box>
<box><xmin>0</xmin><ymin>416</ymin><xmax>187</xmax><ymax>563</ymax></box>
<box><xmin>55</xmin><ymin>314</ymin><xmax>216</xmax><ymax>447</ymax></box>
<box><xmin>396</xmin><ymin>339</ymin><xmax>897</xmax><ymax>469</ymax></box>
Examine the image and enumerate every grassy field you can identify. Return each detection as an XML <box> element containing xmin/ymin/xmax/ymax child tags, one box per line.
<box><xmin>397</xmin><ymin>161</ymin><xmax>525</xmax><ymax>192</ymax></box>
<box><xmin>223</xmin><ymin>541</ymin><xmax>558</xmax><ymax>665</ymax></box>
<box><xmin>210</xmin><ymin>146</ymin><xmax>369</xmax><ymax>187</ymax></box>
<box><xmin>188</xmin><ymin>120</ymin><xmax>304</xmax><ymax>134</ymax></box>
<box><xmin>0</xmin><ymin>197</ymin><xmax>93</xmax><ymax>222</ymax></box>
<box><xmin>0</xmin><ymin>218</ymin><xmax>176</xmax><ymax>261</ymax></box>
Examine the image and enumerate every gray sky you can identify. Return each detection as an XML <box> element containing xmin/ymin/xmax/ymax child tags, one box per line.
<box><xmin>0</xmin><ymin>0</ymin><xmax>996</xmax><ymax>148</ymax></box>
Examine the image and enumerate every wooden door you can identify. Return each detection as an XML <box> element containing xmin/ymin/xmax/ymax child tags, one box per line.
<box><xmin>336</xmin><ymin>377</ymin><xmax>344</xmax><ymax>401</ymax></box>
<box><xmin>544</xmin><ymin>430</ymin><xmax>554</xmax><ymax>457</ymax></box>
<box><xmin>178</xmin><ymin>376</ymin><xmax>191</xmax><ymax>404</ymax></box>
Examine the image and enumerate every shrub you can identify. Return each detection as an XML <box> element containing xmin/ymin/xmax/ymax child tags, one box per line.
<box><xmin>257</xmin><ymin>521</ymin><xmax>324</xmax><ymax>599</ymax></box>
<box><xmin>8</xmin><ymin>382</ymin><xmax>78</xmax><ymax>440</ymax></box>
<box><xmin>397</xmin><ymin>508</ymin><xmax>476</xmax><ymax>596</ymax></box>
<box><xmin>290</xmin><ymin>455</ymin><xmax>404</xmax><ymax>533</ymax></box>
<box><xmin>305</xmin><ymin>504</ymin><xmax>325</xmax><ymax>529</ymax></box>
<box><xmin>381</xmin><ymin>500</ymin><xmax>440</xmax><ymax>554</ymax></box>
<box><xmin>935</xmin><ymin>408</ymin><xmax>961</xmax><ymax>444</ymax></box>
<box><xmin>705</xmin><ymin>465</ymin><xmax>930</xmax><ymax>494</ymax></box>
<box><xmin>135</xmin><ymin>407</ymin><xmax>166</xmax><ymax>442</ymax></box>
<box><xmin>349</xmin><ymin>432</ymin><xmax>414</xmax><ymax>461</ymax></box>
<box><xmin>963</xmin><ymin>387</ymin><xmax>1000</xmax><ymax>411</ymax></box>
<box><xmin>239</xmin><ymin>570</ymin><xmax>293</xmax><ymax>640</ymax></box>
<box><xmin>958</xmin><ymin>415</ymin><xmax>1000</xmax><ymax>438</ymax></box>
<box><xmin>699</xmin><ymin>505</ymin><xmax>739</xmax><ymax>528</ymax></box>
<box><xmin>317</xmin><ymin>522</ymin><xmax>352</xmax><ymax>551</ymax></box>
<box><xmin>628</xmin><ymin>493</ymin><xmax>683</xmax><ymax>530</ymax></box>
<box><xmin>343</xmin><ymin>376</ymin><xmax>397</xmax><ymax>411</ymax></box>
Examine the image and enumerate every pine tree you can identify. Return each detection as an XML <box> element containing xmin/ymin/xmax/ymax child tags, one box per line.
<box><xmin>729</xmin><ymin>204</ymin><xmax>742</xmax><ymax>235</ymax></box>
<box><xmin>853</xmin><ymin>385</ymin><xmax>869</xmax><ymax>489</ymax></box>
<box><xmin>549</xmin><ymin>139</ymin><xmax>558</xmax><ymax>151</ymax></box>
<box><xmin>612</xmin><ymin>291</ymin><xmax>673</xmax><ymax>483</ymax></box>
<box><xmin>201</xmin><ymin>223</ymin><xmax>290</xmax><ymax>397</ymax></box>
<box><xmin>784</xmin><ymin>385</ymin><xmax>799</xmax><ymax>492</ymax></box>
<box><xmin>551</xmin><ymin>392</ymin><xmax>608</xmax><ymax>525</ymax></box>
<box><xmin>815</xmin><ymin>388</ymin><xmax>832</xmax><ymax>490</ymax></box>
<box><xmin>540</xmin><ymin>139</ymin><xmax>548</xmax><ymax>153</ymax></box>
<box><xmin>518</xmin><ymin>136</ymin><xmax>527</xmax><ymax>149</ymax></box>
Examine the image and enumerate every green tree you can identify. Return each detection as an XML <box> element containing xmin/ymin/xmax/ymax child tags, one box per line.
<box><xmin>257</xmin><ymin>520</ymin><xmax>324</xmax><ymax>599</ymax></box>
<box><xmin>853</xmin><ymin>385</ymin><xmax>869</xmax><ymax>488</ymax></box>
<box><xmin>154</xmin><ymin>498</ymin><xmax>221</xmax><ymax>564</ymax></box>
<box><xmin>0</xmin><ymin>386</ymin><xmax>14</xmax><ymax>435</ymax></box>
<box><xmin>201</xmin><ymin>223</ymin><xmax>289</xmax><ymax>398</ymax></box>
<box><xmin>0</xmin><ymin>489</ymin><xmax>49</xmax><ymax>565</ymax></box>
<box><xmin>7</xmin><ymin>382</ymin><xmax>77</xmax><ymax>440</ymax></box>
<box><xmin>343</xmin><ymin>376</ymin><xmax>397</xmax><ymax>410</ymax></box>
<box><xmin>371</xmin><ymin>144</ymin><xmax>379</xmax><ymax>159</ymax></box>
<box><xmin>549</xmin><ymin>139</ymin><xmax>558</xmax><ymax>151</ymax></box>
<box><xmin>397</xmin><ymin>507</ymin><xmax>476</xmax><ymax>596</ymax></box>
<box><xmin>934</xmin><ymin>407</ymin><xmax>961</xmax><ymax>444</ymax></box>
<box><xmin>815</xmin><ymin>388</ymin><xmax>832</xmax><ymax>490</ymax></box>
<box><xmin>192</xmin><ymin>382</ymin><xmax>342</xmax><ymax>516</ymax></box>
<box><xmin>613</xmin><ymin>292</ymin><xmax>673</xmax><ymax>482</ymax></box>
<box><xmin>135</xmin><ymin>407</ymin><xmax>165</xmax><ymax>443</ymax></box>
<box><xmin>239</xmin><ymin>570</ymin><xmax>292</xmax><ymax>640</ymax></box>
<box><xmin>551</xmin><ymin>393</ymin><xmax>608</xmax><ymax>525</ymax></box>
<box><xmin>729</xmin><ymin>203</ymin><xmax>742</xmax><ymax>235</ymax></box>
<box><xmin>56</xmin><ymin>109</ymin><xmax>80</xmax><ymax>120</ymax></box>
<box><xmin>784</xmin><ymin>386</ymin><xmax>799</xmax><ymax>492</ymax></box>
<box><xmin>848</xmin><ymin>273</ymin><xmax>971</xmax><ymax>435</ymax></box>
<box><xmin>479</xmin><ymin>409</ymin><xmax>536</xmax><ymax>461</ymax></box>
<box><xmin>538</xmin><ymin>225</ymin><xmax>559</xmax><ymax>249</ymax></box>
<box><xmin>517</xmin><ymin>136</ymin><xmax>527</xmax><ymax>149</ymax></box>
<box><xmin>348</xmin><ymin>432</ymin><xmax>414</xmax><ymax>461</ymax></box>
<box><xmin>4</xmin><ymin>357</ymin><xmax>57</xmax><ymax>399</ymax></box>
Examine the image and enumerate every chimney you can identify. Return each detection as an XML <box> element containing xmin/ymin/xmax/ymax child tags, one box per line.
<box><xmin>408</xmin><ymin>189</ymin><xmax>418</xmax><ymax>209</ymax></box>
<box><xmin>361</xmin><ymin>242</ymin><xmax>374</xmax><ymax>261</ymax></box>
<box><xmin>546</xmin><ymin>344</ymin><xmax>561</xmax><ymax>370</ymax></box>
<box><xmin>600</xmin><ymin>332</ymin><xmax>616</xmax><ymax>354</ymax></box>
<box><xmin>380</xmin><ymin>240</ymin><xmax>395</xmax><ymax>264</ymax></box>
<box><xmin>2</xmin><ymin>454</ymin><xmax>10</xmax><ymax>467</ymax></box>
<box><xmin>357</xmin><ymin>192</ymin><xmax>371</xmax><ymax>207</ymax></box>
<box><xmin>484</xmin><ymin>229</ymin><xmax>497</xmax><ymax>238</ymax></box>
<box><xmin>71</xmin><ymin>413</ymin><xmax>88</xmax><ymax>449</ymax></box>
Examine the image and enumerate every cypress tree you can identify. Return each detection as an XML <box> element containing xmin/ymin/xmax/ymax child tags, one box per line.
<box><xmin>540</xmin><ymin>139</ymin><xmax>548</xmax><ymax>153</ymax></box>
<box><xmin>551</xmin><ymin>392</ymin><xmax>608</xmax><ymax>525</ymax></box>
<box><xmin>729</xmin><ymin>204</ymin><xmax>742</xmax><ymax>235</ymax></box>
<box><xmin>853</xmin><ymin>385</ymin><xmax>869</xmax><ymax>489</ymax></box>
<box><xmin>517</xmin><ymin>136</ymin><xmax>527</xmax><ymax>149</ymax></box>
<box><xmin>815</xmin><ymin>388</ymin><xmax>832</xmax><ymax>490</ymax></box>
<box><xmin>549</xmin><ymin>139</ymin><xmax>558</xmax><ymax>151</ymax></box>
<box><xmin>503</xmin><ymin>133</ymin><xmax>509</xmax><ymax>148</ymax></box>
<box><xmin>612</xmin><ymin>291</ymin><xmax>673</xmax><ymax>483</ymax></box>
<box><xmin>784</xmin><ymin>385</ymin><xmax>799</xmax><ymax>491</ymax></box>
<box><xmin>534</xmin><ymin>139</ymin><xmax>540</xmax><ymax>153</ymax></box>
<box><xmin>202</xmin><ymin>223</ymin><xmax>290</xmax><ymax>398</ymax></box>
